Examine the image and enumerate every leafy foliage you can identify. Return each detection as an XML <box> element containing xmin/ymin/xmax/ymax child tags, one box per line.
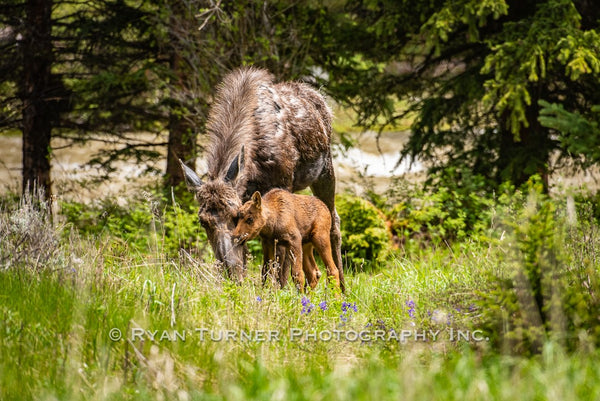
<box><xmin>324</xmin><ymin>0</ymin><xmax>600</xmax><ymax>188</ymax></box>
<box><xmin>365</xmin><ymin>170</ymin><xmax>492</xmax><ymax>248</ymax></box>
<box><xmin>61</xmin><ymin>189</ymin><xmax>208</xmax><ymax>258</ymax></box>
<box><xmin>335</xmin><ymin>193</ymin><xmax>390</xmax><ymax>271</ymax></box>
<box><xmin>538</xmin><ymin>100</ymin><xmax>600</xmax><ymax>168</ymax></box>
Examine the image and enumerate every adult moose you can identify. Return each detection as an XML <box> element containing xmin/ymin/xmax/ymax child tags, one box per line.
<box><xmin>180</xmin><ymin>67</ymin><xmax>345</xmax><ymax>292</ymax></box>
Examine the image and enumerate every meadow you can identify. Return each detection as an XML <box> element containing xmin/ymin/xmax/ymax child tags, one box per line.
<box><xmin>1</xmin><ymin>178</ymin><xmax>600</xmax><ymax>401</ymax></box>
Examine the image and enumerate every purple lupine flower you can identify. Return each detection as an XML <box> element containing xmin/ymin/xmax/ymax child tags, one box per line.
<box><xmin>256</xmin><ymin>296</ymin><xmax>262</xmax><ymax>302</ymax></box>
<box><xmin>342</xmin><ymin>301</ymin><xmax>358</xmax><ymax>313</ymax></box>
<box><xmin>301</xmin><ymin>296</ymin><xmax>314</xmax><ymax>314</ymax></box>
<box><xmin>319</xmin><ymin>301</ymin><xmax>328</xmax><ymax>311</ymax></box>
<box><xmin>406</xmin><ymin>300</ymin><xmax>416</xmax><ymax>319</ymax></box>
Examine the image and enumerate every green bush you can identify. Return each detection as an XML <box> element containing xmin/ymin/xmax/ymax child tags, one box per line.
<box><xmin>61</xmin><ymin>189</ymin><xmax>208</xmax><ymax>258</ymax></box>
<box><xmin>336</xmin><ymin>193</ymin><xmax>390</xmax><ymax>271</ymax></box>
<box><xmin>366</xmin><ymin>169</ymin><xmax>493</xmax><ymax>248</ymax></box>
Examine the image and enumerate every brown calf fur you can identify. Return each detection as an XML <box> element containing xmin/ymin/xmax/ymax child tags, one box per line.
<box><xmin>232</xmin><ymin>189</ymin><xmax>341</xmax><ymax>292</ymax></box>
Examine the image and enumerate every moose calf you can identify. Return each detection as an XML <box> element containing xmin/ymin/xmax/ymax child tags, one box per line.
<box><xmin>232</xmin><ymin>189</ymin><xmax>341</xmax><ymax>292</ymax></box>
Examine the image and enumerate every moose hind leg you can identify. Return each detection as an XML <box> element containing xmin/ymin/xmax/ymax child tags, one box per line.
<box><xmin>311</xmin><ymin>161</ymin><xmax>345</xmax><ymax>292</ymax></box>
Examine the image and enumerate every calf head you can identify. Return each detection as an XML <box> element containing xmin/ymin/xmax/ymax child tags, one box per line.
<box><xmin>232</xmin><ymin>191</ymin><xmax>266</xmax><ymax>245</ymax></box>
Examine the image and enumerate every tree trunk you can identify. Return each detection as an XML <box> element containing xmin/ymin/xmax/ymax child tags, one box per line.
<box><xmin>164</xmin><ymin>0</ymin><xmax>198</xmax><ymax>191</ymax></box>
<box><xmin>21</xmin><ymin>0</ymin><xmax>54</xmax><ymax>199</ymax></box>
<box><xmin>497</xmin><ymin>93</ymin><xmax>551</xmax><ymax>190</ymax></box>
<box><xmin>165</xmin><ymin>92</ymin><xmax>196</xmax><ymax>190</ymax></box>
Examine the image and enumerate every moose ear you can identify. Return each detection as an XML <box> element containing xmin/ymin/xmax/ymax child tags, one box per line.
<box><xmin>251</xmin><ymin>191</ymin><xmax>262</xmax><ymax>209</ymax></box>
<box><xmin>179</xmin><ymin>159</ymin><xmax>203</xmax><ymax>190</ymax></box>
<box><xmin>224</xmin><ymin>145</ymin><xmax>245</xmax><ymax>183</ymax></box>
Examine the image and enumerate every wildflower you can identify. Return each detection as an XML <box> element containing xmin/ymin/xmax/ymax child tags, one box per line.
<box><xmin>341</xmin><ymin>301</ymin><xmax>357</xmax><ymax>313</ymax></box>
<box><xmin>301</xmin><ymin>296</ymin><xmax>314</xmax><ymax>314</ymax></box>
<box><xmin>406</xmin><ymin>300</ymin><xmax>416</xmax><ymax>319</ymax></box>
<box><xmin>319</xmin><ymin>301</ymin><xmax>328</xmax><ymax>311</ymax></box>
<box><xmin>256</xmin><ymin>296</ymin><xmax>262</xmax><ymax>302</ymax></box>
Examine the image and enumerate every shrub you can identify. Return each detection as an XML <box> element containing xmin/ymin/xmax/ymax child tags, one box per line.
<box><xmin>478</xmin><ymin>178</ymin><xmax>600</xmax><ymax>354</ymax></box>
<box><xmin>335</xmin><ymin>193</ymin><xmax>390</xmax><ymax>271</ymax></box>
<box><xmin>61</xmin><ymin>189</ymin><xmax>208</xmax><ymax>258</ymax></box>
<box><xmin>366</xmin><ymin>169</ymin><xmax>493</xmax><ymax>248</ymax></box>
<box><xmin>0</xmin><ymin>187</ymin><xmax>64</xmax><ymax>270</ymax></box>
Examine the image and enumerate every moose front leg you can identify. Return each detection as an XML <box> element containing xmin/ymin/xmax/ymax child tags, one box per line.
<box><xmin>261</xmin><ymin>239</ymin><xmax>277</xmax><ymax>286</ymax></box>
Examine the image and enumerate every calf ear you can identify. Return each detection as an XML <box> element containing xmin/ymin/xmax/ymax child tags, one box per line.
<box><xmin>251</xmin><ymin>191</ymin><xmax>262</xmax><ymax>209</ymax></box>
<box><xmin>179</xmin><ymin>159</ymin><xmax>203</xmax><ymax>190</ymax></box>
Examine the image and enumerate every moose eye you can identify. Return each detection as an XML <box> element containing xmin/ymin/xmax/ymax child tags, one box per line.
<box><xmin>245</xmin><ymin>217</ymin><xmax>254</xmax><ymax>225</ymax></box>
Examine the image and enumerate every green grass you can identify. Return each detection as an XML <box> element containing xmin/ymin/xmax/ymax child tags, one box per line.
<box><xmin>1</xmin><ymin>191</ymin><xmax>600</xmax><ymax>400</ymax></box>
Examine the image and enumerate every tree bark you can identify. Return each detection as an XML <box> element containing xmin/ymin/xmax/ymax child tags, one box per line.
<box><xmin>21</xmin><ymin>0</ymin><xmax>54</xmax><ymax>199</ymax></box>
<box><xmin>497</xmin><ymin>93</ymin><xmax>551</xmax><ymax>190</ymax></box>
<box><xmin>164</xmin><ymin>0</ymin><xmax>198</xmax><ymax>191</ymax></box>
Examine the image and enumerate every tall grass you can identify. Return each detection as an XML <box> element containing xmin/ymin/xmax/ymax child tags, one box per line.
<box><xmin>1</xmin><ymin>188</ymin><xmax>599</xmax><ymax>400</ymax></box>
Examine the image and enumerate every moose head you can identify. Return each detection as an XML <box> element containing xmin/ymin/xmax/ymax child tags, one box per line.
<box><xmin>179</xmin><ymin>150</ymin><xmax>247</xmax><ymax>281</ymax></box>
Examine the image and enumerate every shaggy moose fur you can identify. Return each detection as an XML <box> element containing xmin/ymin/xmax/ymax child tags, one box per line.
<box><xmin>181</xmin><ymin>67</ymin><xmax>344</xmax><ymax>291</ymax></box>
<box><xmin>232</xmin><ymin>189</ymin><xmax>341</xmax><ymax>291</ymax></box>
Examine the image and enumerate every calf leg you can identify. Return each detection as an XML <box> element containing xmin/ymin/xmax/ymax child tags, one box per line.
<box><xmin>288</xmin><ymin>239</ymin><xmax>306</xmax><ymax>292</ymax></box>
<box><xmin>312</xmin><ymin>230</ymin><xmax>341</xmax><ymax>290</ymax></box>
<box><xmin>302</xmin><ymin>243</ymin><xmax>321</xmax><ymax>290</ymax></box>
<box><xmin>276</xmin><ymin>242</ymin><xmax>290</xmax><ymax>288</ymax></box>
